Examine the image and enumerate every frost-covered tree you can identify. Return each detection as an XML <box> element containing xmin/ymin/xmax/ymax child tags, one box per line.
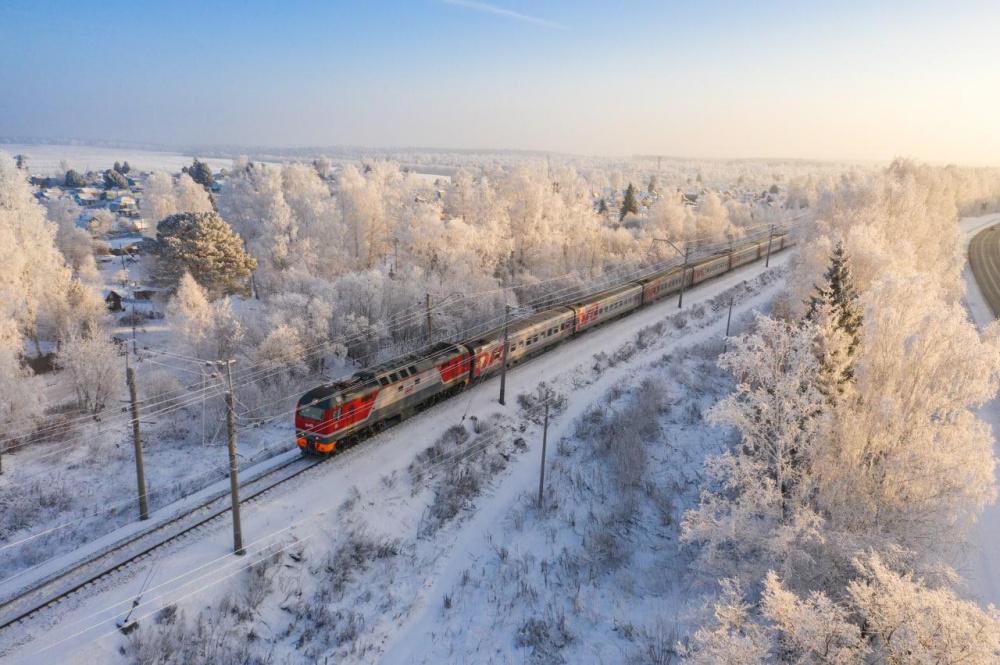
<box><xmin>682</xmin><ymin>315</ymin><xmax>828</xmax><ymax>584</ymax></box>
<box><xmin>56</xmin><ymin>333</ymin><xmax>121</xmax><ymax>414</ymax></box>
<box><xmin>166</xmin><ymin>272</ymin><xmax>214</xmax><ymax>355</ymax></box>
<box><xmin>45</xmin><ymin>196</ymin><xmax>97</xmax><ymax>280</ymax></box>
<box><xmin>0</xmin><ymin>346</ymin><xmax>46</xmax><ymax>446</ymax></box>
<box><xmin>166</xmin><ymin>273</ymin><xmax>245</xmax><ymax>361</ymax></box>
<box><xmin>87</xmin><ymin>208</ymin><xmax>116</xmax><ymax>236</ymax></box>
<box><xmin>814</xmin><ymin>273</ymin><xmax>1000</xmax><ymax>561</ymax></box>
<box><xmin>253</xmin><ymin>323</ymin><xmax>307</xmax><ymax>381</ymax></box>
<box><xmin>807</xmin><ymin>242</ymin><xmax>862</xmax><ymax>400</ymax></box>
<box><xmin>174</xmin><ymin>173</ymin><xmax>214</xmax><ymax>214</ymax></box>
<box><xmin>156</xmin><ymin>211</ymin><xmax>256</xmax><ymax>297</ymax></box>
<box><xmin>0</xmin><ymin>151</ymin><xmax>78</xmax><ymax>355</ymax></box>
<box><xmin>683</xmin><ymin>579</ymin><xmax>771</xmax><ymax>665</ymax></box>
<box><xmin>847</xmin><ymin>554</ymin><xmax>1000</xmax><ymax>664</ymax></box>
<box><xmin>143</xmin><ymin>172</ymin><xmax>213</xmax><ymax>226</ymax></box>
<box><xmin>686</xmin><ymin>556</ymin><xmax>1000</xmax><ymax>665</ymax></box>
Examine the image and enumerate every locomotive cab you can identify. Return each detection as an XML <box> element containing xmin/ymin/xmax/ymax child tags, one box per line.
<box><xmin>295</xmin><ymin>385</ymin><xmax>339</xmax><ymax>454</ymax></box>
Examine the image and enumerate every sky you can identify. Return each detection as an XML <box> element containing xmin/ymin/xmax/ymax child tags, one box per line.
<box><xmin>1</xmin><ymin>0</ymin><xmax>998</xmax><ymax>164</ymax></box>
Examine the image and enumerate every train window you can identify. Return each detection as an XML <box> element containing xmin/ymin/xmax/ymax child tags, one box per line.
<box><xmin>408</xmin><ymin>366</ymin><xmax>417</xmax><ymax>375</ymax></box>
<box><xmin>389</xmin><ymin>372</ymin><xmax>399</xmax><ymax>382</ymax></box>
<box><xmin>378</xmin><ymin>377</ymin><xmax>389</xmax><ymax>386</ymax></box>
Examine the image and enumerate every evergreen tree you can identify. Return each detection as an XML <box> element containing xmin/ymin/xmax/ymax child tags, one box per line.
<box><xmin>183</xmin><ymin>158</ymin><xmax>215</xmax><ymax>190</ymax></box>
<box><xmin>597</xmin><ymin>197</ymin><xmax>608</xmax><ymax>215</ymax></box>
<box><xmin>103</xmin><ymin>168</ymin><xmax>128</xmax><ymax>189</ymax></box>
<box><xmin>121</xmin><ymin>160</ymin><xmax>131</xmax><ymax>174</ymax></box>
<box><xmin>807</xmin><ymin>242</ymin><xmax>862</xmax><ymax>398</ymax></box>
<box><xmin>113</xmin><ymin>161</ymin><xmax>122</xmax><ymax>174</ymax></box>
<box><xmin>156</xmin><ymin>211</ymin><xmax>256</xmax><ymax>297</ymax></box>
<box><xmin>619</xmin><ymin>182</ymin><xmax>639</xmax><ymax>221</ymax></box>
<box><xmin>64</xmin><ymin>169</ymin><xmax>86</xmax><ymax>188</ymax></box>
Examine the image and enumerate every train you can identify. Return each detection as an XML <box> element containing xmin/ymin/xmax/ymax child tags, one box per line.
<box><xmin>295</xmin><ymin>233</ymin><xmax>792</xmax><ymax>454</ymax></box>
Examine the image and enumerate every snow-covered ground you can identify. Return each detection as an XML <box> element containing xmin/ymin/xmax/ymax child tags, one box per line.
<box><xmin>1</xmin><ymin>250</ymin><xmax>793</xmax><ymax>663</ymax></box>
<box><xmin>959</xmin><ymin>212</ymin><xmax>1000</xmax><ymax>608</ymax></box>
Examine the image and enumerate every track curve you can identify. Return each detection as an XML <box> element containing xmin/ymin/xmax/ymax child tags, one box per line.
<box><xmin>969</xmin><ymin>224</ymin><xmax>1000</xmax><ymax>318</ymax></box>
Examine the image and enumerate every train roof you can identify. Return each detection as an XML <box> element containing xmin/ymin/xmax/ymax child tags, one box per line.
<box><xmin>569</xmin><ymin>282</ymin><xmax>642</xmax><ymax>308</ymax></box>
<box><xmin>299</xmin><ymin>342</ymin><xmax>468</xmax><ymax>404</ymax></box>
<box><xmin>466</xmin><ymin>307</ymin><xmax>574</xmax><ymax>347</ymax></box>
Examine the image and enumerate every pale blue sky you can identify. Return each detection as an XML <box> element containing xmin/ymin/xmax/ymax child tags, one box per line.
<box><xmin>1</xmin><ymin>1</ymin><xmax>997</xmax><ymax>163</ymax></box>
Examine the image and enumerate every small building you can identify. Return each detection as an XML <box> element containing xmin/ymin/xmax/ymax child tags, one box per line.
<box><xmin>74</xmin><ymin>188</ymin><xmax>101</xmax><ymax>206</ymax></box>
<box><xmin>111</xmin><ymin>195</ymin><xmax>137</xmax><ymax>214</ymax></box>
<box><xmin>105</xmin><ymin>290</ymin><xmax>124</xmax><ymax>312</ymax></box>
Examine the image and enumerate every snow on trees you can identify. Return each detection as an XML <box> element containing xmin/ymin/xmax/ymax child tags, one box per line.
<box><xmin>156</xmin><ymin>211</ymin><xmax>256</xmax><ymax>297</ymax></box>
<box><xmin>685</xmin><ymin>556</ymin><xmax>1000</xmax><ymax>664</ymax></box>
<box><xmin>165</xmin><ymin>272</ymin><xmax>245</xmax><ymax>361</ymax></box>
<box><xmin>807</xmin><ymin>242</ymin><xmax>862</xmax><ymax>400</ymax></box>
<box><xmin>87</xmin><ymin>209</ymin><xmax>116</xmax><ymax>236</ymax></box>
<box><xmin>56</xmin><ymin>334</ymin><xmax>121</xmax><ymax>414</ymax></box>
<box><xmin>682</xmin><ymin>160</ymin><xmax>1000</xmax><ymax>661</ymax></box>
<box><xmin>682</xmin><ymin>315</ymin><xmax>828</xmax><ymax>584</ymax></box>
<box><xmin>0</xmin><ymin>152</ymin><xmax>79</xmax><ymax>356</ymax></box>
<box><xmin>813</xmin><ymin>272</ymin><xmax>1000</xmax><ymax>562</ymax></box>
<box><xmin>143</xmin><ymin>171</ymin><xmax>213</xmax><ymax>226</ymax></box>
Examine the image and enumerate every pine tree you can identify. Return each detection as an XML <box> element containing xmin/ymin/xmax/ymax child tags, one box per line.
<box><xmin>597</xmin><ymin>197</ymin><xmax>608</xmax><ymax>215</ymax></box>
<box><xmin>156</xmin><ymin>211</ymin><xmax>256</xmax><ymax>297</ymax></box>
<box><xmin>619</xmin><ymin>182</ymin><xmax>638</xmax><ymax>221</ymax></box>
<box><xmin>807</xmin><ymin>242</ymin><xmax>862</xmax><ymax>399</ymax></box>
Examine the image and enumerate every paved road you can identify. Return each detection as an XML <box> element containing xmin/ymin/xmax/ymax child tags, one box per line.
<box><xmin>968</xmin><ymin>224</ymin><xmax>1000</xmax><ymax>317</ymax></box>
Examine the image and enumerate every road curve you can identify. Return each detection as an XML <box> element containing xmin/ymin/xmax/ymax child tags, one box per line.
<box><xmin>968</xmin><ymin>224</ymin><xmax>1000</xmax><ymax>318</ymax></box>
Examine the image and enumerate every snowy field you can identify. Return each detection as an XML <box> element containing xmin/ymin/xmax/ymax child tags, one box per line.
<box><xmin>0</xmin><ymin>144</ymin><xmax>234</xmax><ymax>176</ymax></box>
<box><xmin>1</xmin><ymin>250</ymin><xmax>793</xmax><ymax>663</ymax></box>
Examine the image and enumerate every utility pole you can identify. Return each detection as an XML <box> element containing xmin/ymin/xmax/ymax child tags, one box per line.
<box><xmin>425</xmin><ymin>293</ymin><xmax>433</xmax><ymax>343</ymax></box>
<box><xmin>765</xmin><ymin>225</ymin><xmax>775</xmax><ymax>267</ymax></box>
<box><xmin>126</xmin><ymin>365</ymin><xmax>149</xmax><ymax>520</ymax></box>
<box><xmin>651</xmin><ymin>237</ymin><xmax>692</xmax><ymax>308</ymax></box>
<box><xmin>393</xmin><ymin>238</ymin><xmax>399</xmax><ymax>277</ymax></box>
<box><xmin>499</xmin><ymin>304</ymin><xmax>510</xmax><ymax>406</ymax></box>
<box><xmin>723</xmin><ymin>297</ymin><xmax>734</xmax><ymax>353</ymax></box>
<box><xmin>220</xmin><ymin>359</ymin><xmax>245</xmax><ymax>555</ymax></box>
<box><xmin>678</xmin><ymin>244</ymin><xmax>691</xmax><ymax>308</ymax></box>
<box><xmin>537</xmin><ymin>400</ymin><xmax>549</xmax><ymax>509</ymax></box>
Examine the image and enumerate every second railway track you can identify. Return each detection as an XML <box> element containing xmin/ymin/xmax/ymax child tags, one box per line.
<box><xmin>0</xmin><ymin>452</ymin><xmax>327</xmax><ymax>639</ymax></box>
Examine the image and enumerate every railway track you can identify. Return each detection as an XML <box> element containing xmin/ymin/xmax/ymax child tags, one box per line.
<box><xmin>969</xmin><ymin>223</ymin><xmax>1000</xmax><ymax>318</ymax></box>
<box><xmin>0</xmin><ymin>452</ymin><xmax>327</xmax><ymax>638</ymax></box>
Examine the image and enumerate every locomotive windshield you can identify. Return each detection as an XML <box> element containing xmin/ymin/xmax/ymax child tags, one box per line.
<box><xmin>298</xmin><ymin>398</ymin><xmax>329</xmax><ymax>421</ymax></box>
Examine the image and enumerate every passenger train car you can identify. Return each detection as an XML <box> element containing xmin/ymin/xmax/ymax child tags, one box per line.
<box><xmin>295</xmin><ymin>233</ymin><xmax>792</xmax><ymax>454</ymax></box>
